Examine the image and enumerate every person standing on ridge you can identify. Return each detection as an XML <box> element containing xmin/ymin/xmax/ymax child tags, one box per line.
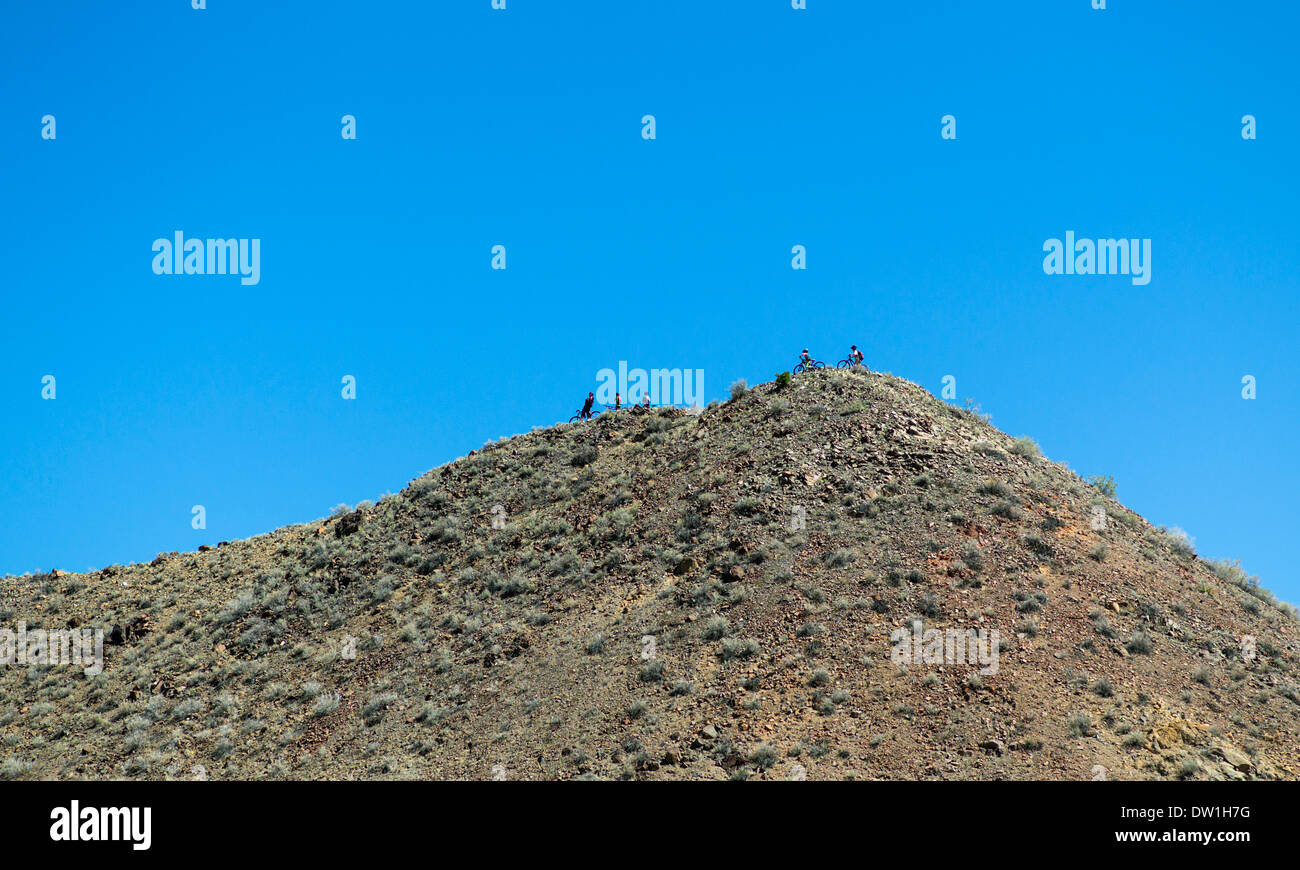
<box><xmin>581</xmin><ymin>391</ymin><xmax>595</xmax><ymax>420</ymax></box>
<box><xmin>615</xmin><ymin>391</ymin><xmax>621</xmax><ymax>410</ymax></box>
<box><xmin>850</xmin><ymin>344</ymin><xmax>864</xmax><ymax>367</ymax></box>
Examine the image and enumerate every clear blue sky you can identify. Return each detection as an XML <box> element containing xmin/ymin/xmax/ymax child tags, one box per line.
<box><xmin>2</xmin><ymin>1</ymin><xmax>1296</xmax><ymax>604</ymax></box>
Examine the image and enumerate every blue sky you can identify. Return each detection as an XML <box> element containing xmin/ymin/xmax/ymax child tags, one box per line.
<box><xmin>1</xmin><ymin>1</ymin><xmax>1296</xmax><ymax>604</ymax></box>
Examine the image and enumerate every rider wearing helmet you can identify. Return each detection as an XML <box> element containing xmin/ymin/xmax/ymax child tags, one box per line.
<box><xmin>850</xmin><ymin>344</ymin><xmax>863</xmax><ymax>366</ymax></box>
<box><xmin>800</xmin><ymin>348</ymin><xmax>812</xmax><ymax>368</ymax></box>
<box><xmin>581</xmin><ymin>391</ymin><xmax>595</xmax><ymax>420</ymax></box>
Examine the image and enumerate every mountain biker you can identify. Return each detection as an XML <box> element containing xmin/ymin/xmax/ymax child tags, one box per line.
<box><xmin>581</xmin><ymin>391</ymin><xmax>595</xmax><ymax>420</ymax></box>
<box><xmin>641</xmin><ymin>392</ymin><xmax>651</xmax><ymax>408</ymax></box>
<box><xmin>800</xmin><ymin>348</ymin><xmax>812</xmax><ymax>368</ymax></box>
<box><xmin>615</xmin><ymin>391</ymin><xmax>621</xmax><ymax>410</ymax></box>
<box><xmin>850</xmin><ymin>345</ymin><xmax>864</xmax><ymax>366</ymax></box>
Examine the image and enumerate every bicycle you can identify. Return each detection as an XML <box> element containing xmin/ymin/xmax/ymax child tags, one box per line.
<box><xmin>836</xmin><ymin>357</ymin><xmax>868</xmax><ymax>370</ymax></box>
<box><xmin>568</xmin><ymin>404</ymin><xmax>616</xmax><ymax>422</ymax></box>
<box><xmin>793</xmin><ymin>358</ymin><xmax>825</xmax><ymax>374</ymax></box>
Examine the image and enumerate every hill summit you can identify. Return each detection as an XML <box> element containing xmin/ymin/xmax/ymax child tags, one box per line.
<box><xmin>3</xmin><ymin>368</ymin><xmax>1297</xmax><ymax>780</ymax></box>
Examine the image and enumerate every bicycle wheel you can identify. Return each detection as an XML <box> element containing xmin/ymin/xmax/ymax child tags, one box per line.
<box><xmin>836</xmin><ymin>359</ymin><xmax>850</xmax><ymax>369</ymax></box>
<box><xmin>812</xmin><ymin>361</ymin><xmax>826</xmax><ymax>370</ymax></box>
<box><xmin>568</xmin><ymin>414</ymin><xmax>581</xmax><ymax>423</ymax></box>
<box><xmin>794</xmin><ymin>364</ymin><xmax>806</xmax><ymax>374</ymax></box>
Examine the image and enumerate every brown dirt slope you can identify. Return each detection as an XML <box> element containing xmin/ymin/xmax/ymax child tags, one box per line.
<box><xmin>2</xmin><ymin>368</ymin><xmax>1298</xmax><ymax>780</ymax></box>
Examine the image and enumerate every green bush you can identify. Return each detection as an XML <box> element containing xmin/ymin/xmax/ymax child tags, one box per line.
<box><xmin>702</xmin><ymin>617</ymin><xmax>730</xmax><ymax>640</ymax></box>
<box><xmin>1162</xmin><ymin>527</ymin><xmax>1195</xmax><ymax>558</ymax></box>
<box><xmin>311</xmin><ymin>692</ymin><xmax>340</xmax><ymax>717</ymax></box>
<box><xmin>639</xmin><ymin>661</ymin><xmax>665</xmax><ymax>682</ymax></box>
<box><xmin>990</xmin><ymin>501</ymin><xmax>1022</xmax><ymax>520</ymax></box>
<box><xmin>1088</xmin><ymin>475</ymin><xmax>1117</xmax><ymax>498</ymax></box>
<box><xmin>569</xmin><ymin>447</ymin><xmax>597</xmax><ymax>468</ymax></box>
<box><xmin>719</xmin><ymin>638</ymin><xmax>760</xmax><ymax>660</ymax></box>
<box><xmin>361</xmin><ymin>693</ymin><xmax>398</xmax><ymax>726</ymax></box>
<box><xmin>1008</xmin><ymin>437</ymin><xmax>1041</xmax><ymax>459</ymax></box>
<box><xmin>750</xmin><ymin>744</ymin><xmax>778</xmax><ymax>769</ymax></box>
<box><xmin>1126</xmin><ymin>629</ymin><xmax>1153</xmax><ymax>655</ymax></box>
<box><xmin>823</xmin><ymin>548</ymin><xmax>857</xmax><ymax>568</ymax></box>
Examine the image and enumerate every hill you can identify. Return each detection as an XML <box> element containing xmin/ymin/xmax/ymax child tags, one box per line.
<box><xmin>2</xmin><ymin>368</ymin><xmax>1297</xmax><ymax>780</ymax></box>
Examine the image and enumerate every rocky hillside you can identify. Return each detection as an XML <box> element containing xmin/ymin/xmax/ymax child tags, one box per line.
<box><xmin>3</xmin><ymin>369</ymin><xmax>1298</xmax><ymax>780</ymax></box>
